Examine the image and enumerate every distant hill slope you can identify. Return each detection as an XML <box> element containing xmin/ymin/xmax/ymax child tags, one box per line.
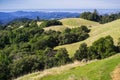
<box><xmin>44</xmin><ymin>18</ymin><xmax>100</xmax><ymax>31</ymax></box>
<box><xmin>55</xmin><ymin>19</ymin><xmax>120</xmax><ymax>57</ymax></box>
<box><xmin>15</xmin><ymin>53</ymin><xmax>120</xmax><ymax>80</ymax></box>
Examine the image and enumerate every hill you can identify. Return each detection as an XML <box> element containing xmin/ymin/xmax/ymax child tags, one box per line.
<box><xmin>60</xmin><ymin>18</ymin><xmax>100</xmax><ymax>27</ymax></box>
<box><xmin>43</xmin><ymin>18</ymin><xmax>100</xmax><ymax>31</ymax></box>
<box><xmin>55</xmin><ymin>19</ymin><xmax>120</xmax><ymax>57</ymax></box>
<box><xmin>15</xmin><ymin>53</ymin><xmax>120</xmax><ymax>80</ymax></box>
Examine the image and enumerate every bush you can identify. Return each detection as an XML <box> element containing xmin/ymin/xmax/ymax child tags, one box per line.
<box><xmin>92</xmin><ymin>36</ymin><xmax>116</xmax><ymax>59</ymax></box>
<box><xmin>10</xmin><ymin>55</ymin><xmax>44</xmax><ymax>78</ymax></box>
<box><xmin>55</xmin><ymin>48</ymin><xmax>71</xmax><ymax>65</ymax></box>
<box><xmin>59</xmin><ymin>26</ymin><xmax>90</xmax><ymax>45</ymax></box>
<box><xmin>74</xmin><ymin>43</ymin><xmax>88</xmax><ymax>61</ymax></box>
<box><xmin>74</xmin><ymin>36</ymin><xmax>117</xmax><ymax>61</ymax></box>
<box><xmin>58</xmin><ymin>33</ymin><xmax>77</xmax><ymax>45</ymax></box>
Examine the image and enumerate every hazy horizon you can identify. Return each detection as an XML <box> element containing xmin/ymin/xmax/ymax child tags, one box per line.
<box><xmin>0</xmin><ymin>0</ymin><xmax>120</xmax><ymax>9</ymax></box>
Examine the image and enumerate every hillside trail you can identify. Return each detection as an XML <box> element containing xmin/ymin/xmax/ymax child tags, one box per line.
<box><xmin>111</xmin><ymin>65</ymin><xmax>120</xmax><ymax>80</ymax></box>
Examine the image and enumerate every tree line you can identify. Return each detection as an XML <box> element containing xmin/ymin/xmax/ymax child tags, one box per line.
<box><xmin>80</xmin><ymin>9</ymin><xmax>120</xmax><ymax>24</ymax></box>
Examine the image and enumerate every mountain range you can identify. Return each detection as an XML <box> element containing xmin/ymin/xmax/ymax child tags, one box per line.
<box><xmin>0</xmin><ymin>11</ymin><xmax>80</xmax><ymax>25</ymax></box>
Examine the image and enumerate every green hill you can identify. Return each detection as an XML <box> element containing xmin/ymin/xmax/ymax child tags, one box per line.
<box><xmin>55</xmin><ymin>19</ymin><xmax>120</xmax><ymax>57</ymax></box>
<box><xmin>15</xmin><ymin>53</ymin><xmax>120</xmax><ymax>80</ymax></box>
<box><xmin>15</xmin><ymin>18</ymin><xmax>120</xmax><ymax>80</ymax></box>
<box><xmin>43</xmin><ymin>18</ymin><xmax>100</xmax><ymax>31</ymax></box>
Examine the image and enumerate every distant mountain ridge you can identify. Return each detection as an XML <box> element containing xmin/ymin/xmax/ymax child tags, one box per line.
<box><xmin>1</xmin><ymin>9</ymin><xmax>120</xmax><ymax>25</ymax></box>
<box><xmin>0</xmin><ymin>11</ymin><xmax>80</xmax><ymax>25</ymax></box>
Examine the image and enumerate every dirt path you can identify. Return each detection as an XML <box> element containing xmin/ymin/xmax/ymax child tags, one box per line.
<box><xmin>111</xmin><ymin>65</ymin><xmax>120</xmax><ymax>80</ymax></box>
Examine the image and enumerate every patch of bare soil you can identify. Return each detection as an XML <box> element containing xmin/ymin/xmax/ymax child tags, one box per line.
<box><xmin>111</xmin><ymin>65</ymin><xmax>120</xmax><ymax>80</ymax></box>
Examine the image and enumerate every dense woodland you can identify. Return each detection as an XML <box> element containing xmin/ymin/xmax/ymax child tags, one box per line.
<box><xmin>0</xmin><ymin>20</ymin><xmax>90</xmax><ymax>79</ymax></box>
<box><xmin>0</xmin><ymin>11</ymin><xmax>120</xmax><ymax>80</ymax></box>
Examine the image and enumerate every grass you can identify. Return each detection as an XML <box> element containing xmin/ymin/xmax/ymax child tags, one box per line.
<box><xmin>15</xmin><ymin>61</ymin><xmax>88</xmax><ymax>80</ymax></box>
<box><xmin>43</xmin><ymin>18</ymin><xmax>100</xmax><ymax>31</ymax></box>
<box><xmin>43</xmin><ymin>25</ymin><xmax>67</xmax><ymax>31</ymax></box>
<box><xmin>55</xmin><ymin>19</ymin><xmax>120</xmax><ymax>57</ymax></box>
<box><xmin>15</xmin><ymin>53</ymin><xmax>120</xmax><ymax>80</ymax></box>
<box><xmin>60</xmin><ymin>18</ymin><xmax>100</xmax><ymax>27</ymax></box>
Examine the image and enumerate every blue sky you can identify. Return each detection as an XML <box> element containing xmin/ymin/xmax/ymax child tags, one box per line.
<box><xmin>0</xmin><ymin>0</ymin><xmax>120</xmax><ymax>9</ymax></box>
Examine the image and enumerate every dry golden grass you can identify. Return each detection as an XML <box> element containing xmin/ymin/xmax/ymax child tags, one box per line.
<box><xmin>43</xmin><ymin>25</ymin><xmax>67</xmax><ymax>31</ymax></box>
<box><xmin>43</xmin><ymin>18</ymin><xmax>100</xmax><ymax>31</ymax></box>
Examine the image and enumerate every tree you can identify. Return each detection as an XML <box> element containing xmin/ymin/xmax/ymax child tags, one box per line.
<box><xmin>43</xmin><ymin>48</ymin><xmax>57</xmax><ymax>69</ymax></box>
<box><xmin>87</xmin><ymin>46</ymin><xmax>98</xmax><ymax>60</ymax></box>
<box><xmin>55</xmin><ymin>48</ymin><xmax>71</xmax><ymax>65</ymax></box>
<box><xmin>58</xmin><ymin>33</ymin><xmax>77</xmax><ymax>45</ymax></box>
<box><xmin>74</xmin><ymin>43</ymin><xmax>88</xmax><ymax>61</ymax></box>
<box><xmin>40</xmin><ymin>20</ymin><xmax>62</xmax><ymax>28</ymax></box>
<box><xmin>92</xmin><ymin>9</ymin><xmax>100</xmax><ymax>22</ymax></box>
<box><xmin>0</xmin><ymin>25</ymin><xmax>4</xmax><ymax>30</ymax></box>
<box><xmin>10</xmin><ymin>55</ymin><xmax>44</xmax><ymax>78</ymax></box>
<box><xmin>36</xmin><ymin>16</ymin><xmax>40</xmax><ymax>21</ymax></box>
<box><xmin>59</xmin><ymin>26</ymin><xmax>90</xmax><ymax>45</ymax></box>
<box><xmin>63</xmin><ymin>28</ymin><xmax>71</xmax><ymax>33</ymax></box>
<box><xmin>92</xmin><ymin>36</ymin><xmax>116</xmax><ymax>59</ymax></box>
<box><xmin>0</xmin><ymin>31</ymin><xmax>10</xmax><ymax>49</ymax></box>
<box><xmin>80</xmin><ymin>25</ymin><xmax>90</xmax><ymax>32</ymax></box>
<box><xmin>0</xmin><ymin>52</ymin><xmax>10</xmax><ymax>80</ymax></box>
<box><xmin>30</xmin><ymin>20</ymin><xmax>38</xmax><ymax>28</ymax></box>
<box><xmin>24</xmin><ymin>22</ymin><xmax>29</xmax><ymax>28</ymax></box>
<box><xmin>117</xmin><ymin>38</ymin><xmax>120</xmax><ymax>52</ymax></box>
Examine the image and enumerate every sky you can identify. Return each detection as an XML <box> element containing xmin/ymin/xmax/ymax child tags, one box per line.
<box><xmin>0</xmin><ymin>0</ymin><xmax>120</xmax><ymax>9</ymax></box>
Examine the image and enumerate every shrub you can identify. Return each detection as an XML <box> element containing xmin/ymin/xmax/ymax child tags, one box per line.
<box><xmin>74</xmin><ymin>36</ymin><xmax>117</xmax><ymax>61</ymax></box>
<box><xmin>74</xmin><ymin>43</ymin><xmax>88</xmax><ymax>61</ymax></box>
<box><xmin>55</xmin><ymin>48</ymin><xmax>71</xmax><ymax>65</ymax></box>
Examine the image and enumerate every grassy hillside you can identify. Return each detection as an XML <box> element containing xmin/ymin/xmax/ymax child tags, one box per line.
<box><xmin>43</xmin><ymin>25</ymin><xmax>66</xmax><ymax>31</ymax></box>
<box><xmin>16</xmin><ymin>53</ymin><xmax>120</xmax><ymax>80</ymax></box>
<box><xmin>43</xmin><ymin>18</ymin><xmax>100</xmax><ymax>31</ymax></box>
<box><xmin>55</xmin><ymin>19</ymin><xmax>120</xmax><ymax>57</ymax></box>
<box><xmin>60</xmin><ymin>18</ymin><xmax>100</xmax><ymax>27</ymax></box>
